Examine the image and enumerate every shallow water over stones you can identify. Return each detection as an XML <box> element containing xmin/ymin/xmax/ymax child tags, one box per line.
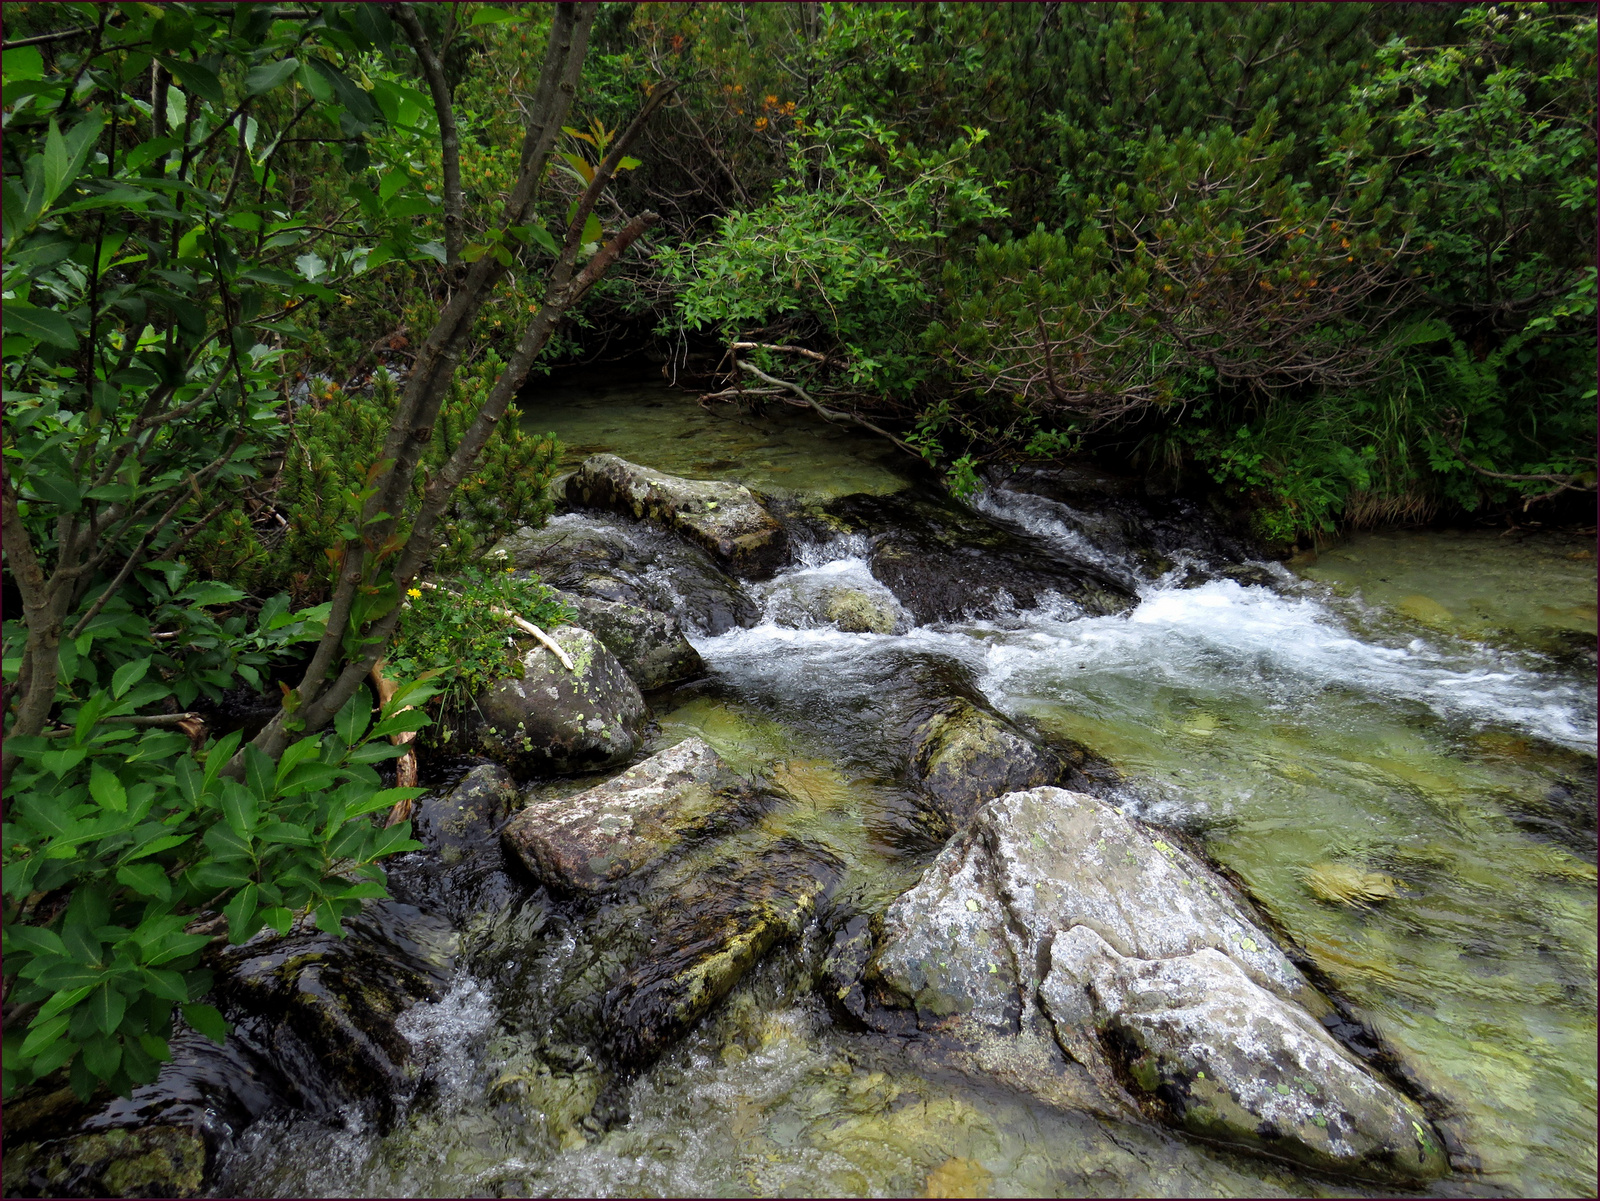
<box><xmin>59</xmin><ymin>383</ymin><xmax>1586</xmax><ymax>1199</ymax></box>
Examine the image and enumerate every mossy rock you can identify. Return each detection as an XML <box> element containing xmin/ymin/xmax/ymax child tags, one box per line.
<box><xmin>556</xmin><ymin>590</ymin><xmax>704</xmax><ymax>689</ymax></box>
<box><xmin>1</xmin><ymin>1124</ymin><xmax>206</xmax><ymax>1199</ymax></box>
<box><xmin>469</xmin><ymin>625</ymin><xmax>646</xmax><ymax>774</ymax></box>
<box><xmin>908</xmin><ymin>699</ymin><xmax>1062</xmax><ymax>830</ymax></box>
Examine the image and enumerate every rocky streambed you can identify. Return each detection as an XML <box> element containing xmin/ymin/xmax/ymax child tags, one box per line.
<box><xmin>8</xmin><ymin>394</ymin><xmax>1595</xmax><ymax>1199</ymax></box>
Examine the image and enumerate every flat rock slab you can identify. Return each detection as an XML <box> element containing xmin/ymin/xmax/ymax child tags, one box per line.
<box><xmin>567</xmin><ymin>453</ymin><xmax>787</xmax><ymax>578</ymax></box>
<box><xmin>873</xmin><ymin>787</ymin><xmax>1446</xmax><ymax>1184</ymax></box>
<box><xmin>502</xmin><ymin>737</ymin><xmax>758</xmax><ymax>894</ymax></box>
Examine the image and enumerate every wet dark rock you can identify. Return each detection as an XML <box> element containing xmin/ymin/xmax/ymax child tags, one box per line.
<box><xmin>818</xmin><ymin>913</ymin><xmax>878</xmax><ymax>1030</ymax></box>
<box><xmin>556</xmin><ymin>590</ymin><xmax>704</xmax><ymax>690</ymax></box>
<box><xmin>413</xmin><ymin>762</ymin><xmax>519</xmax><ymax>861</ymax></box>
<box><xmin>872</xmin><ymin>787</ymin><xmax>1447</xmax><ymax>1184</ymax></box>
<box><xmin>211</xmin><ymin>901</ymin><xmax>457</xmax><ymax>1121</ymax></box>
<box><xmin>468</xmin><ymin>625</ymin><xmax>646</xmax><ymax>774</ymax></box>
<box><xmin>566</xmin><ymin>453</ymin><xmax>788</xmax><ymax>578</ymax></box>
<box><xmin>601</xmin><ymin>838</ymin><xmax>843</xmax><ymax>1066</ymax></box>
<box><xmin>501</xmin><ymin>737</ymin><xmax>761</xmax><ymax>894</ymax></box>
<box><xmin>823</xmin><ymin>489</ymin><xmax>1137</xmax><ymax>624</ymax></box>
<box><xmin>907</xmin><ymin>699</ymin><xmax>1062</xmax><ymax>831</ymax></box>
<box><xmin>489</xmin><ymin>513</ymin><xmax>760</xmax><ymax>635</ymax></box>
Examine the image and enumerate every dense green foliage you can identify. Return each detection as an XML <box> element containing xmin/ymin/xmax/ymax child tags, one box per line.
<box><xmin>387</xmin><ymin>566</ymin><xmax>571</xmax><ymax>747</ymax></box>
<box><xmin>600</xmin><ymin>2</ymin><xmax>1595</xmax><ymax>531</ymax></box>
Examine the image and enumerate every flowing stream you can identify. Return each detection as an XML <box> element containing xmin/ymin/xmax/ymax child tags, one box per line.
<box><xmin>211</xmin><ymin>377</ymin><xmax>1596</xmax><ymax>1199</ymax></box>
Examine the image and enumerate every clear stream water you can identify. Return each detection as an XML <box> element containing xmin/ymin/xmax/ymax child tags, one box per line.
<box><xmin>213</xmin><ymin>380</ymin><xmax>1596</xmax><ymax>1198</ymax></box>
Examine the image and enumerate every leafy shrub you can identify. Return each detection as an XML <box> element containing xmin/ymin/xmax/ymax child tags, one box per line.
<box><xmin>385</xmin><ymin>565</ymin><xmax>571</xmax><ymax>746</ymax></box>
<box><xmin>1</xmin><ymin>564</ymin><xmax>438</xmax><ymax>1103</ymax></box>
<box><xmin>188</xmin><ymin>358</ymin><xmax>563</xmax><ymax>601</ymax></box>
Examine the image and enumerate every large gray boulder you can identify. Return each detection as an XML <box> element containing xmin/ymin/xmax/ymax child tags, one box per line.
<box><xmin>556</xmin><ymin>590</ymin><xmax>703</xmax><ymax>690</ymax></box>
<box><xmin>469</xmin><ymin>625</ymin><xmax>645</xmax><ymax>774</ymax></box>
<box><xmin>502</xmin><ymin>738</ymin><xmax>758</xmax><ymax>894</ymax></box>
<box><xmin>907</xmin><ymin>699</ymin><xmax>1061</xmax><ymax>830</ymax></box>
<box><xmin>412</xmin><ymin>762</ymin><xmax>519</xmax><ymax>862</ymax></box>
<box><xmin>872</xmin><ymin>788</ymin><xmax>1447</xmax><ymax>1184</ymax></box>
<box><xmin>567</xmin><ymin>453</ymin><xmax>788</xmax><ymax>578</ymax></box>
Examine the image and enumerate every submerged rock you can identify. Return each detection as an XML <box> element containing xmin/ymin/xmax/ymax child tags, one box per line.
<box><xmin>871</xmin><ymin>787</ymin><xmax>1447</xmax><ymax>1184</ymax></box>
<box><xmin>824</xmin><ymin>490</ymin><xmax>1136</xmax><ymax>624</ymax></box>
<box><xmin>501</xmin><ymin>737</ymin><xmax>759</xmax><ymax>894</ymax></box>
<box><xmin>489</xmin><ymin>513</ymin><xmax>760</xmax><ymax>635</ymax></box>
<box><xmin>556</xmin><ymin>590</ymin><xmax>704</xmax><ymax>690</ymax></box>
<box><xmin>567</xmin><ymin>453</ymin><xmax>788</xmax><ymax>578</ymax></box>
<box><xmin>1301</xmin><ymin>861</ymin><xmax>1402</xmax><ymax>906</ymax></box>
<box><xmin>907</xmin><ymin>699</ymin><xmax>1061</xmax><ymax>830</ymax></box>
<box><xmin>469</xmin><ymin>625</ymin><xmax>646</xmax><ymax>774</ymax></box>
<box><xmin>601</xmin><ymin>837</ymin><xmax>843</xmax><ymax>1066</ymax></box>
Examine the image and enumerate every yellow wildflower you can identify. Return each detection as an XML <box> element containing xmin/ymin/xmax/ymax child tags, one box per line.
<box><xmin>407</xmin><ymin>587</ymin><xmax>422</xmax><ymax>599</ymax></box>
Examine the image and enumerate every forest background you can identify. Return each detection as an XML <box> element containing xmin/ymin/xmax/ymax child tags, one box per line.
<box><xmin>1</xmin><ymin>1</ymin><xmax>1594</xmax><ymax>1105</ymax></box>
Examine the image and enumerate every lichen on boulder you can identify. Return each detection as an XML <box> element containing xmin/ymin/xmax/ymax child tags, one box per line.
<box><xmin>1</xmin><ymin>1125</ymin><xmax>207</xmax><ymax>1199</ymax></box>
<box><xmin>566</xmin><ymin>453</ymin><xmax>788</xmax><ymax>578</ymax></box>
<box><xmin>468</xmin><ymin>624</ymin><xmax>646</xmax><ymax>774</ymax></box>
<box><xmin>555</xmin><ymin>589</ymin><xmax>704</xmax><ymax>690</ymax></box>
<box><xmin>501</xmin><ymin>737</ymin><xmax>759</xmax><ymax>894</ymax></box>
<box><xmin>871</xmin><ymin>787</ymin><xmax>1448</xmax><ymax>1184</ymax></box>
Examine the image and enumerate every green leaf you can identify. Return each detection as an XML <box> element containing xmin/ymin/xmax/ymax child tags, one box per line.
<box><xmin>181</xmin><ymin>1003</ymin><xmax>231</xmax><ymax>1045</ymax></box>
<box><xmin>89</xmin><ymin>765</ymin><xmax>128</xmax><ymax>813</ymax></box>
<box><xmin>294</xmin><ymin>58</ymin><xmax>334</xmax><ymax>101</ymax></box>
<box><xmin>243</xmin><ymin>57</ymin><xmax>298</xmax><ymax>96</ymax></box>
<box><xmin>5</xmin><ymin>925</ymin><xmax>67</xmax><ymax>958</ymax></box>
<box><xmin>220</xmin><ymin>780</ymin><xmax>260</xmax><ymax>838</ymax></box>
<box><xmin>20</xmin><ymin>1015</ymin><xmax>70</xmax><ymax>1059</ymax></box>
<box><xmin>277</xmin><ymin>759</ymin><xmax>345</xmax><ymax>795</ymax></box>
<box><xmin>43</xmin><ymin>118</ymin><xmax>70</xmax><ymax>204</ymax></box>
<box><xmin>89</xmin><ymin>985</ymin><xmax>127</xmax><ymax>1036</ymax></box>
<box><xmin>111</xmin><ymin>659</ymin><xmax>152</xmax><ymax>699</ymax></box>
<box><xmin>334</xmin><ymin>686</ymin><xmax>372</xmax><ymax>746</ymax></box>
<box><xmin>259</xmin><ymin>907</ymin><xmax>295</xmax><ymax>936</ymax></box>
<box><xmin>202</xmin><ymin>729</ymin><xmax>244</xmax><ymax>792</ymax></box>
<box><xmin>471</xmin><ymin>7</ymin><xmax>527</xmax><ymax>25</ymax></box>
<box><xmin>123</xmin><ymin>832</ymin><xmax>192</xmax><ymax>863</ymax></box>
<box><xmin>242</xmin><ymin>745</ymin><xmax>274</xmax><ymax>805</ymax></box>
<box><xmin>116</xmin><ymin>862</ymin><xmax>173</xmax><ymax>900</ymax></box>
<box><xmin>80</xmin><ymin>1032</ymin><xmax>121</xmax><ymax>1081</ymax></box>
<box><xmin>336</xmin><ymin>881</ymin><xmax>388</xmax><ymax>901</ymax></box>
<box><xmin>223</xmin><ymin>884</ymin><xmax>259</xmax><ymax>944</ymax></box>
<box><xmin>371</xmin><ymin>708</ymin><xmax>429</xmax><ymax>739</ymax></box>
<box><xmin>37</xmin><ymin>984</ymin><xmax>94</xmax><ymax>1023</ymax></box>
<box><xmin>342</xmin><ymin>786</ymin><xmax>425</xmax><ymax>819</ymax></box>
<box><xmin>345</xmin><ymin>741</ymin><xmax>405</xmax><ymax>763</ymax></box>
<box><xmin>5</xmin><ymin>303</ymin><xmax>78</xmax><ymax>350</ymax></box>
<box><xmin>158</xmin><ymin>57</ymin><xmax>223</xmax><ymax>106</ymax></box>
<box><xmin>274</xmin><ymin>734</ymin><xmax>323</xmax><ymax>788</ymax></box>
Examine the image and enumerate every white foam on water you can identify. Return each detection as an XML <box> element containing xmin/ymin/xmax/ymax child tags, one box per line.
<box><xmin>695</xmin><ymin>560</ymin><xmax>1596</xmax><ymax>754</ymax></box>
<box><xmin>395</xmin><ymin>970</ymin><xmax>497</xmax><ymax>1103</ymax></box>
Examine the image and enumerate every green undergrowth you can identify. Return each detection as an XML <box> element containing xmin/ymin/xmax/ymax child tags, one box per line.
<box><xmin>386</xmin><ymin>567</ymin><xmax>572</xmax><ymax>747</ymax></box>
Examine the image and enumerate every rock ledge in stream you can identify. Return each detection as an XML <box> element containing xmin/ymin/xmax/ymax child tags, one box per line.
<box><xmin>872</xmin><ymin>787</ymin><xmax>1447</xmax><ymax>1184</ymax></box>
<box><xmin>567</xmin><ymin>453</ymin><xmax>787</xmax><ymax>578</ymax></box>
<box><xmin>908</xmin><ymin>699</ymin><xmax>1061</xmax><ymax>830</ymax></box>
<box><xmin>502</xmin><ymin>737</ymin><xmax>759</xmax><ymax>894</ymax></box>
<box><xmin>469</xmin><ymin>625</ymin><xmax>645</xmax><ymax>774</ymax></box>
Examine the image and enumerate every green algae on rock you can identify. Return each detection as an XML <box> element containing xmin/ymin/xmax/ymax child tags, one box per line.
<box><xmin>1</xmin><ymin>1124</ymin><xmax>207</xmax><ymax>1199</ymax></box>
<box><xmin>907</xmin><ymin>699</ymin><xmax>1062</xmax><ymax>830</ymax></box>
